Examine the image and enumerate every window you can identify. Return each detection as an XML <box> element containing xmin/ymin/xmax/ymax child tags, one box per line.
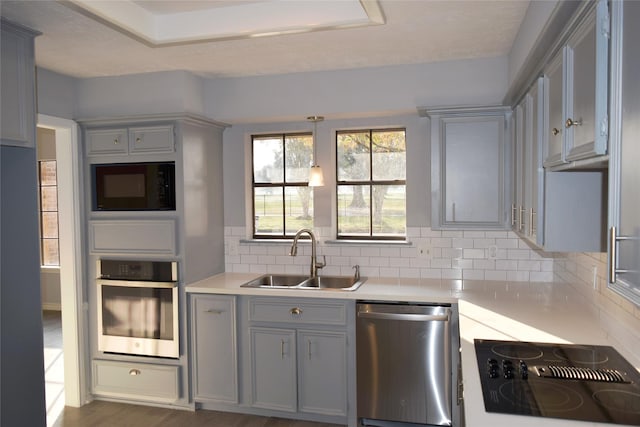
<box><xmin>39</xmin><ymin>160</ymin><xmax>60</xmax><ymax>266</ymax></box>
<box><xmin>252</xmin><ymin>133</ymin><xmax>314</xmax><ymax>238</ymax></box>
<box><xmin>336</xmin><ymin>128</ymin><xmax>406</xmax><ymax>239</ymax></box>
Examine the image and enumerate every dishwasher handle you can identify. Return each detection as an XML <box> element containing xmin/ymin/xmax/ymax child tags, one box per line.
<box><xmin>357</xmin><ymin>310</ymin><xmax>450</xmax><ymax>322</ymax></box>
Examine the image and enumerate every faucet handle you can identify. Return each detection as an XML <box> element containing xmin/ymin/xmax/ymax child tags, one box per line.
<box><xmin>316</xmin><ymin>255</ymin><xmax>326</xmax><ymax>269</ymax></box>
<box><xmin>353</xmin><ymin>264</ymin><xmax>360</xmax><ymax>280</ymax></box>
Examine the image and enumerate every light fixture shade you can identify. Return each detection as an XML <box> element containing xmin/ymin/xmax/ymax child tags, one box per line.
<box><xmin>308</xmin><ymin>165</ymin><xmax>325</xmax><ymax>187</ymax></box>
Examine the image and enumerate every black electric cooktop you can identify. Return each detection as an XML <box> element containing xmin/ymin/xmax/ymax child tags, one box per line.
<box><xmin>475</xmin><ymin>339</ymin><xmax>640</xmax><ymax>425</ymax></box>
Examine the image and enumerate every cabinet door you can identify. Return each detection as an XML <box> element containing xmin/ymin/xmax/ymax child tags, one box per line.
<box><xmin>1</xmin><ymin>22</ymin><xmax>36</xmax><ymax>147</ymax></box>
<box><xmin>250</xmin><ymin>327</ymin><xmax>297</xmax><ymax>412</ymax></box>
<box><xmin>86</xmin><ymin>128</ymin><xmax>128</xmax><ymax>156</ymax></box>
<box><xmin>566</xmin><ymin>0</ymin><xmax>609</xmax><ymax>161</ymax></box>
<box><xmin>430</xmin><ymin>108</ymin><xmax>509</xmax><ymax>229</ymax></box>
<box><xmin>544</xmin><ymin>52</ymin><xmax>566</xmax><ymax>167</ymax></box>
<box><xmin>526</xmin><ymin>79</ymin><xmax>545</xmax><ymax>246</ymax></box>
<box><xmin>608</xmin><ymin>0</ymin><xmax>640</xmax><ymax>303</ymax></box>
<box><xmin>191</xmin><ymin>294</ymin><xmax>238</xmax><ymax>403</ymax></box>
<box><xmin>513</xmin><ymin>101</ymin><xmax>526</xmax><ymax>234</ymax></box>
<box><xmin>297</xmin><ymin>330</ymin><xmax>347</xmax><ymax>417</ymax></box>
<box><xmin>129</xmin><ymin>125</ymin><xmax>174</xmax><ymax>154</ymax></box>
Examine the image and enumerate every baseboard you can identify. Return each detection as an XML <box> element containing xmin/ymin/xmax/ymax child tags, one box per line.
<box><xmin>42</xmin><ymin>303</ymin><xmax>62</xmax><ymax>311</ymax></box>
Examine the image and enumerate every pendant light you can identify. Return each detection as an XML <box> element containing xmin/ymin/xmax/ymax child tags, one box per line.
<box><xmin>307</xmin><ymin>115</ymin><xmax>325</xmax><ymax>187</ymax></box>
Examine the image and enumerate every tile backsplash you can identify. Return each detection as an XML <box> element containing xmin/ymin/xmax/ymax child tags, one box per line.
<box><xmin>224</xmin><ymin>227</ymin><xmax>555</xmax><ymax>282</ymax></box>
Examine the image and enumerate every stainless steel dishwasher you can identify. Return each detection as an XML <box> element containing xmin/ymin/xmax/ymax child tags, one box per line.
<box><xmin>357</xmin><ymin>302</ymin><xmax>460</xmax><ymax>427</ymax></box>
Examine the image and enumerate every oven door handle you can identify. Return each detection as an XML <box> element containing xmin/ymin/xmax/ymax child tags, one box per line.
<box><xmin>97</xmin><ymin>279</ymin><xmax>177</xmax><ymax>289</ymax></box>
<box><xmin>357</xmin><ymin>311</ymin><xmax>450</xmax><ymax>322</ymax></box>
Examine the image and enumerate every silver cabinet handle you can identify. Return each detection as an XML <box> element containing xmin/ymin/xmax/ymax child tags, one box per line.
<box><xmin>609</xmin><ymin>226</ymin><xmax>632</xmax><ymax>283</ymax></box>
<box><xmin>205</xmin><ymin>309</ymin><xmax>224</xmax><ymax>314</ymax></box>
<box><xmin>308</xmin><ymin>339</ymin><xmax>312</xmax><ymax>360</ymax></box>
<box><xmin>511</xmin><ymin>204</ymin><xmax>517</xmax><ymax>226</ymax></box>
<box><xmin>290</xmin><ymin>307</ymin><xmax>302</xmax><ymax>316</ymax></box>
<box><xmin>136</xmin><ymin>136</ymin><xmax>142</xmax><ymax>144</ymax></box>
<box><xmin>456</xmin><ymin>363</ymin><xmax>464</xmax><ymax>405</ymax></box>
<box><xmin>358</xmin><ymin>311</ymin><xmax>450</xmax><ymax>322</ymax></box>
<box><xmin>565</xmin><ymin>118</ymin><xmax>582</xmax><ymax>128</ymax></box>
<box><xmin>129</xmin><ymin>369</ymin><xmax>141</xmax><ymax>376</ymax></box>
<box><xmin>529</xmin><ymin>209</ymin><xmax>536</xmax><ymax>236</ymax></box>
<box><xmin>113</xmin><ymin>137</ymin><xmax>119</xmax><ymax>144</ymax></box>
<box><xmin>519</xmin><ymin>206</ymin><xmax>525</xmax><ymax>232</ymax></box>
<box><xmin>280</xmin><ymin>339</ymin><xmax>285</xmax><ymax>359</ymax></box>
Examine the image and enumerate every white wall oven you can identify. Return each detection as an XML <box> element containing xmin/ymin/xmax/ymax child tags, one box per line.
<box><xmin>97</xmin><ymin>259</ymin><xmax>179</xmax><ymax>359</ymax></box>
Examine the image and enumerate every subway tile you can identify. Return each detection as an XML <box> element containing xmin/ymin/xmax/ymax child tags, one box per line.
<box><xmin>406</xmin><ymin>227</ymin><xmax>422</xmax><ymax>238</ymax></box>
<box><xmin>442</xmin><ymin>247</ymin><xmax>463</xmax><ymax>259</ymax></box>
<box><xmin>453</xmin><ymin>258</ymin><xmax>473</xmax><ymax>269</ymax></box>
<box><xmin>389</xmin><ymin>257</ymin><xmax>411</xmax><ymax>267</ymax></box>
<box><xmin>401</xmin><ymin>268</ymin><xmax>421</xmax><ymax>279</ymax></box>
<box><xmin>421</xmin><ymin>228</ymin><xmax>442</xmax><ymax>238</ymax></box>
<box><xmin>529</xmin><ymin>271</ymin><xmax>554</xmax><ymax>282</ymax></box>
<box><xmin>507</xmin><ymin>249</ymin><xmax>530</xmax><ymax>260</ymax></box>
<box><xmin>484</xmin><ymin>270</ymin><xmax>507</xmax><ymax>281</ymax></box>
<box><xmin>431</xmin><ymin>238</ymin><xmax>453</xmax><ymax>248</ymax></box>
<box><xmin>507</xmin><ymin>270</ymin><xmax>530</xmax><ymax>282</ymax></box>
<box><xmin>452</xmin><ymin>238</ymin><xmax>474</xmax><ymax>248</ymax></box>
<box><xmin>421</xmin><ymin>268</ymin><xmax>442</xmax><ymax>279</ymax></box>
<box><xmin>496</xmin><ymin>260</ymin><xmax>519</xmax><ymax>270</ymax></box>
<box><xmin>474</xmin><ymin>238</ymin><xmax>496</xmax><ymax>249</ymax></box>
<box><xmin>341</xmin><ymin>247</ymin><xmax>361</xmax><ymax>257</ymax></box>
<box><xmin>410</xmin><ymin>257</ymin><xmax>431</xmax><ymax>268</ymax></box>
<box><xmin>442</xmin><ymin>269</ymin><xmax>462</xmax><ymax>280</ymax></box>
<box><xmin>495</xmin><ymin>238</ymin><xmax>519</xmax><ymax>249</ymax></box>
<box><xmin>463</xmin><ymin>269</ymin><xmax>485</xmax><ymax>280</ymax></box>
<box><xmin>401</xmin><ymin>247</ymin><xmax>418</xmax><ymax>257</ymax></box>
<box><xmin>371</xmin><ymin>256</ymin><xmax>390</xmax><ymax>267</ymax></box>
<box><xmin>257</xmin><ymin>255</ymin><xmax>275</xmax><ymax>265</ymax></box>
<box><xmin>240</xmin><ymin>254</ymin><xmax>258</xmax><ymax>264</ymax></box>
<box><xmin>379</xmin><ymin>267</ymin><xmax>400</xmax><ymax>277</ymax></box>
<box><xmin>463</xmin><ymin>231</ymin><xmax>486</xmax><ymax>238</ymax></box>
<box><xmin>473</xmin><ymin>259</ymin><xmax>496</xmax><ymax>270</ymax></box>
<box><xmin>463</xmin><ymin>248</ymin><xmax>485</xmax><ymax>259</ymax></box>
<box><xmin>380</xmin><ymin>247</ymin><xmax>401</xmax><ymax>257</ymax></box>
<box><xmin>361</xmin><ymin>247</ymin><xmax>381</xmax><ymax>257</ymax></box>
<box><xmin>442</xmin><ymin>230</ymin><xmax>464</xmax><ymax>238</ymax></box>
<box><xmin>517</xmin><ymin>260</ymin><xmax>541</xmax><ymax>271</ymax></box>
<box><xmin>431</xmin><ymin>258</ymin><xmax>452</xmax><ymax>269</ymax></box>
<box><xmin>485</xmin><ymin>231</ymin><xmax>509</xmax><ymax>238</ymax></box>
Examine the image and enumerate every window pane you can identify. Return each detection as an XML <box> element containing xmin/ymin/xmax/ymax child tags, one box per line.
<box><xmin>337</xmin><ymin>185</ymin><xmax>371</xmax><ymax>236</ymax></box>
<box><xmin>40</xmin><ymin>161</ymin><xmax>57</xmax><ymax>186</ymax></box>
<box><xmin>285</xmin><ymin>134</ymin><xmax>312</xmax><ymax>183</ymax></box>
<box><xmin>285</xmin><ymin>186</ymin><xmax>313</xmax><ymax>234</ymax></box>
<box><xmin>337</xmin><ymin>132</ymin><xmax>370</xmax><ymax>181</ymax></box>
<box><xmin>254</xmin><ymin>187</ymin><xmax>283</xmax><ymax>235</ymax></box>
<box><xmin>41</xmin><ymin>187</ymin><xmax>58</xmax><ymax>211</ymax></box>
<box><xmin>41</xmin><ymin>212</ymin><xmax>59</xmax><ymax>238</ymax></box>
<box><xmin>372</xmin><ymin>185</ymin><xmax>406</xmax><ymax>236</ymax></box>
<box><xmin>42</xmin><ymin>239</ymin><xmax>60</xmax><ymax>266</ymax></box>
<box><xmin>372</xmin><ymin>130</ymin><xmax>406</xmax><ymax>181</ymax></box>
<box><xmin>253</xmin><ymin>137</ymin><xmax>283</xmax><ymax>183</ymax></box>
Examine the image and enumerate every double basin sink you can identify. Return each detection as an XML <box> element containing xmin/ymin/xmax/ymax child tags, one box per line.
<box><xmin>241</xmin><ymin>273</ymin><xmax>366</xmax><ymax>292</ymax></box>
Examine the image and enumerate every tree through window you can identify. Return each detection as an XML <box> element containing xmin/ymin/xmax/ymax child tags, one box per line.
<box><xmin>336</xmin><ymin>129</ymin><xmax>406</xmax><ymax>239</ymax></box>
<box><xmin>252</xmin><ymin>133</ymin><xmax>314</xmax><ymax>238</ymax></box>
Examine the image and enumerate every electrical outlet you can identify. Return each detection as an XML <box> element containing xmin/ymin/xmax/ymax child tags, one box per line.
<box><xmin>488</xmin><ymin>245</ymin><xmax>498</xmax><ymax>260</ymax></box>
<box><xmin>416</xmin><ymin>245</ymin><xmax>431</xmax><ymax>259</ymax></box>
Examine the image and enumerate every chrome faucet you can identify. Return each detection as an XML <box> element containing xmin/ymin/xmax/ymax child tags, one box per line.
<box><xmin>290</xmin><ymin>228</ymin><xmax>325</xmax><ymax>278</ymax></box>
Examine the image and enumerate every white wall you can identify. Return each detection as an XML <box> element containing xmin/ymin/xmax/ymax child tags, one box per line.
<box><xmin>75</xmin><ymin>70</ymin><xmax>206</xmax><ymax>119</ymax></box>
<box><xmin>37</xmin><ymin>68</ymin><xmax>77</xmax><ymax>120</ymax></box>
<box><xmin>207</xmin><ymin>56</ymin><xmax>509</xmax><ymax>124</ymax></box>
<box><xmin>507</xmin><ymin>1</ymin><xmax>558</xmax><ymax>85</ymax></box>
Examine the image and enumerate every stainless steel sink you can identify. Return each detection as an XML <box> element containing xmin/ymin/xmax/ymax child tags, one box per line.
<box><xmin>240</xmin><ymin>274</ymin><xmax>309</xmax><ymax>288</ymax></box>
<box><xmin>240</xmin><ymin>273</ymin><xmax>365</xmax><ymax>291</ymax></box>
<box><xmin>298</xmin><ymin>275</ymin><xmax>366</xmax><ymax>291</ymax></box>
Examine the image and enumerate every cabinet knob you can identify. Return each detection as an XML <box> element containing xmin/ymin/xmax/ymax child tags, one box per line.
<box><xmin>565</xmin><ymin>118</ymin><xmax>582</xmax><ymax>128</ymax></box>
<box><xmin>113</xmin><ymin>137</ymin><xmax>119</xmax><ymax>144</ymax></box>
<box><xmin>290</xmin><ymin>307</ymin><xmax>303</xmax><ymax>316</ymax></box>
<box><xmin>552</xmin><ymin>127</ymin><xmax>560</xmax><ymax>136</ymax></box>
<box><xmin>136</xmin><ymin>137</ymin><xmax>142</xmax><ymax>144</ymax></box>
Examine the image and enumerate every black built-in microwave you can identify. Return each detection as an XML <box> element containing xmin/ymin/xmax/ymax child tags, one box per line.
<box><xmin>92</xmin><ymin>162</ymin><xmax>176</xmax><ymax>211</ymax></box>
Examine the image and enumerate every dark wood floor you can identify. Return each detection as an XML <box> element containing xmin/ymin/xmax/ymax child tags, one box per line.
<box><xmin>53</xmin><ymin>401</ymin><xmax>343</xmax><ymax>427</ymax></box>
<box><xmin>43</xmin><ymin>311</ymin><xmax>342</xmax><ymax>427</ymax></box>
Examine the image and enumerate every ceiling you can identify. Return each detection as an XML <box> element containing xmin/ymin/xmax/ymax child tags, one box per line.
<box><xmin>0</xmin><ymin>0</ymin><xmax>530</xmax><ymax>79</ymax></box>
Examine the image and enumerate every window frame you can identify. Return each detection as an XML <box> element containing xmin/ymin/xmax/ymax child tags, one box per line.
<box><xmin>335</xmin><ymin>127</ymin><xmax>407</xmax><ymax>241</ymax></box>
<box><xmin>38</xmin><ymin>160</ymin><xmax>60</xmax><ymax>266</ymax></box>
<box><xmin>251</xmin><ymin>132</ymin><xmax>314</xmax><ymax>239</ymax></box>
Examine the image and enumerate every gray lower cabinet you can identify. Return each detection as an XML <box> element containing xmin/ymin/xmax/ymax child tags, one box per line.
<box><xmin>190</xmin><ymin>294</ymin><xmax>238</xmax><ymax>404</ymax></box>
<box><xmin>247</xmin><ymin>297</ymin><xmax>350</xmax><ymax>420</ymax></box>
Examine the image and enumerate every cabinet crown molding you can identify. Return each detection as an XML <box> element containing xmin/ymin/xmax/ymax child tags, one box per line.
<box><xmin>417</xmin><ymin>105</ymin><xmax>510</xmax><ymax>118</ymax></box>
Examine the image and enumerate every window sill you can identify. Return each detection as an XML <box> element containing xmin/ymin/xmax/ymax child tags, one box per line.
<box><xmin>41</xmin><ymin>265</ymin><xmax>61</xmax><ymax>271</ymax></box>
<box><xmin>240</xmin><ymin>239</ymin><xmax>412</xmax><ymax>246</ymax></box>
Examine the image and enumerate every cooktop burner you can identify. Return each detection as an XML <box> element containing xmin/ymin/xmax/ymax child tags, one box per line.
<box><xmin>475</xmin><ymin>339</ymin><xmax>640</xmax><ymax>425</ymax></box>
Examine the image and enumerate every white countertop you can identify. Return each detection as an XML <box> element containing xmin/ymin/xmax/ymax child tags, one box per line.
<box><xmin>186</xmin><ymin>273</ymin><xmax>637</xmax><ymax>427</ymax></box>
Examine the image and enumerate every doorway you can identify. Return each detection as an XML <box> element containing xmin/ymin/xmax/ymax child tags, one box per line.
<box><xmin>37</xmin><ymin>114</ymin><xmax>87</xmax><ymax>416</ymax></box>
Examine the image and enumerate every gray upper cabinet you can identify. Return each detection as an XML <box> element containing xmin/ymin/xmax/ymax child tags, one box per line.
<box><xmin>427</xmin><ymin>106</ymin><xmax>510</xmax><ymax>230</ymax></box>
<box><xmin>86</xmin><ymin>124</ymin><xmax>174</xmax><ymax>156</ymax></box>
<box><xmin>544</xmin><ymin>0</ymin><xmax>609</xmax><ymax>169</ymax></box>
<box><xmin>608</xmin><ymin>0</ymin><xmax>640</xmax><ymax>306</ymax></box>
<box><xmin>0</xmin><ymin>19</ymin><xmax>38</xmax><ymax>147</ymax></box>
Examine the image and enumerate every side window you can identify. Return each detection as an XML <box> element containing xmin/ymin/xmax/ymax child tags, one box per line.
<box><xmin>39</xmin><ymin>160</ymin><xmax>60</xmax><ymax>266</ymax></box>
<box><xmin>336</xmin><ymin>128</ymin><xmax>406</xmax><ymax>239</ymax></box>
<box><xmin>252</xmin><ymin>133</ymin><xmax>314</xmax><ymax>238</ymax></box>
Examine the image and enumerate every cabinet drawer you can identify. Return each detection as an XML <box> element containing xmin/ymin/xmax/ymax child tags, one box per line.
<box><xmin>129</xmin><ymin>125</ymin><xmax>174</xmax><ymax>154</ymax></box>
<box><xmin>92</xmin><ymin>360</ymin><xmax>180</xmax><ymax>403</ymax></box>
<box><xmin>89</xmin><ymin>220</ymin><xmax>176</xmax><ymax>255</ymax></box>
<box><xmin>86</xmin><ymin>128</ymin><xmax>128</xmax><ymax>156</ymax></box>
<box><xmin>248</xmin><ymin>298</ymin><xmax>347</xmax><ymax>326</ymax></box>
